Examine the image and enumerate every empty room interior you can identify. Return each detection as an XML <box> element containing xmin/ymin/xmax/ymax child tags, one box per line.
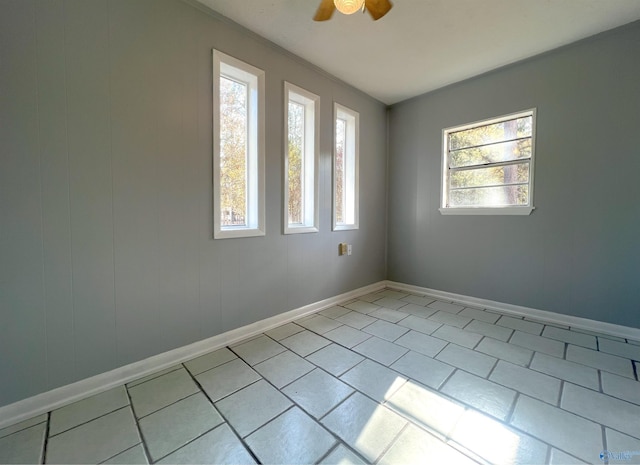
<box><xmin>2</xmin><ymin>0</ymin><xmax>640</xmax><ymax>464</ymax></box>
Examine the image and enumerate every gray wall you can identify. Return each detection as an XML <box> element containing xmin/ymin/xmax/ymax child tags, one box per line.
<box><xmin>0</xmin><ymin>0</ymin><xmax>387</xmax><ymax>407</ymax></box>
<box><xmin>388</xmin><ymin>22</ymin><xmax>640</xmax><ymax>330</ymax></box>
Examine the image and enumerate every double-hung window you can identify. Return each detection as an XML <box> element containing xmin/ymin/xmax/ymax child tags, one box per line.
<box><xmin>284</xmin><ymin>82</ymin><xmax>319</xmax><ymax>234</ymax></box>
<box><xmin>333</xmin><ymin>103</ymin><xmax>359</xmax><ymax>230</ymax></box>
<box><xmin>441</xmin><ymin>109</ymin><xmax>536</xmax><ymax>215</ymax></box>
<box><xmin>213</xmin><ymin>50</ymin><xmax>265</xmax><ymax>238</ymax></box>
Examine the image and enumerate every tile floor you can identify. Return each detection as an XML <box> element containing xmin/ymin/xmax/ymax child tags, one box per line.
<box><xmin>1</xmin><ymin>287</ymin><xmax>640</xmax><ymax>464</ymax></box>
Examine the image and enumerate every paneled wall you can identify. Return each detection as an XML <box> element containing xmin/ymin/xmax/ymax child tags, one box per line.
<box><xmin>0</xmin><ymin>0</ymin><xmax>387</xmax><ymax>407</ymax></box>
<box><xmin>387</xmin><ymin>22</ymin><xmax>640</xmax><ymax>330</ymax></box>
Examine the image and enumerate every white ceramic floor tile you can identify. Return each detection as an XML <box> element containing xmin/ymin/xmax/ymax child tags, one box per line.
<box><xmin>601</xmin><ymin>371</ymin><xmax>640</xmax><ymax>405</ymax></box>
<box><xmin>126</xmin><ymin>365</ymin><xmax>182</xmax><ymax>388</ymax></box>
<box><xmin>323</xmin><ymin>326</ymin><xmax>371</xmax><ymax>348</ymax></box>
<box><xmin>296</xmin><ymin>314</ymin><xmax>343</xmax><ymax>334</ymax></box>
<box><xmin>340</xmin><ymin>359</ymin><xmax>407</xmax><ymax>402</ymax></box>
<box><xmin>232</xmin><ymin>335</ymin><xmax>286</xmax><ymax>366</ymax></box>
<box><xmin>319</xmin><ymin>444</ymin><xmax>367</xmax><ymax>465</ymax></box>
<box><xmin>138</xmin><ymin>393</ymin><xmax>223</xmax><ymax>462</ymax></box>
<box><xmin>475</xmin><ymin>337</ymin><xmax>534</xmax><ymax>367</ymax></box>
<box><xmin>280</xmin><ymin>330</ymin><xmax>331</xmax><ymax>357</ymax></box>
<box><xmin>46</xmin><ymin>407</ymin><xmax>140</xmax><ymax>464</ymax></box>
<box><xmin>183</xmin><ymin>348</ymin><xmax>237</xmax><ymax>376</ymax></box>
<box><xmin>510</xmin><ymin>395</ymin><xmax>603</xmax><ymax>463</ymax></box>
<box><xmin>391</xmin><ymin>351</ymin><xmax>455</xmax><ymax>390</ymax></box>
<box><xmin>357</xmin><ymin>292</ymin><xmax>387</xmax><ymax>303</ymax></box>
<box><xmin>441</xmin><ymin>370</ymin><xmax>516</xmax><ymax>420</ymax></box>
<box><xmin>352</xmin><ymin>336</ymin><xmax>408</xmax><ymax>366</ymax></box>
<box><xmin>319</xmin><ymin>305</ymin><xmax>352</xmax><ymax>319</ymax></box>
<box><xmin>605</xmin><ymin>429</ymin><xmax>640</xmax><ymax>464</ymax></box>
<box><xmin>336</xmin><ymin>311</ymin><xmax>378</xmax><ymax>330</ymax></box>
<box><xmin>489</xmin><ymin>360</ymin><xmax>561</xmax><ymax>405</ymax></box>
<box><xmin>344</xmin><ymin>300</ymin><xmax>380</xmax><ymax>314</ymax></box>
<box><xmin>459</xmin><ymin>307</ymin><xmax>500</xmax><ymax>324</ymax></box>
<box><xmin>401</xmin><ymin>295</ymin><xmax>436</xmax><ymax>307</ymax></box>
<box><xmin>464</xmin><ymin>319</ymin><xmax>513</xmax><ymax>342</ymax></box>
<box><xmin>432</xmin><ymin>325</ymin><xmax>483</xmax><ymax>349</ymax></box>
<box><xmin>156</xmin><ymin>424</ymin><xmax>255</xmax><ymax>465</ymax></box>
<box><xmin>50</xmin><ymin>386</ymin><xmax>129</xmax><ymax>435</ymax></box>
<box><xmin>510</xmin><ymin>331</ymin><xmax>565</xmax><ymax>358</ymax></box>
<box><xmin>321</xmin><ymin>392</ymin><xmax>406</xmax><ymax>463</ymax></box>
<box><xmin>378</xmin><ymin>289</ymin><xmax>410</xmax><ymax>300</ymax></box>
<box><xmin>397</xmin><ymin>314</ymin><xmax>441</xmax><ymax>335</ymax></box>
<box><xmin>265</xmin><ymin>322</ymin><xmax>305</xmax><ymax>341</ymax></box>
<box><xmin>436</xmin><ymin>343</ymin><xmax>497</xmax><ymax>377</ymax></box>
<box><xmin>372</xmin><ymin>297</ymin><xmax>408</xmax><ymax>311</ymax></box>
<box><xmin>0</xmin><ymin>423</ymin><xmax>46</xmax><ymax>465</ymax></box>
<box><xmin>103</xmin><ymin>444</ymin><xmax>148</xmax><ymax>464</ymax></box>
<box><xmin>195</xmin><ymin>358</ymin><xmax>261</xmax><ymax>402</ymax></box>
<box><xmin>253</xmin><ymin>350</ymin><xmax>314</xmax><ymax>388</ymax></box>
<box><xmin>362</xmin><ymin>319</ymin><xmax>409</xmax><ymax>341</ymax></box>
<box><xmin>429</xmin><ymin>311</ymin><xmax>473</xmax><ymax>328</ymax></box>
<box><xmin>397</xmin><ymin>304</ymin><xmax>438</xmax><ymax>319</ymax></box>
<box><xmin>549</xmin><ymin>448</ymin><xmax>587</xmax><ymax>465</ymax></box>
<box><xmin>427</xmin><ymin>300</ymin><xmax>464</xmax><ymax>314</ymax></box>
<box><xmin>0</xmin><ymin>414</ymin><xmax>47</xmax><ymax>439</ymax></box>
<box><xmin>561</xmin><ymin>383</ymin><xmax>640</xmax><ymax>439</ymax></box>
<box><xmin>496</xmin><ymin>316</ymin><xmax>543</xmax><ymax>335</ymax></box>
<box><xmin>566</xmin><ymin>345</ymin><xmax>635</xmax><ymax>378</ymax></box>
<box><xmin>283</xmin><ymin>368</ymin><xmax>354</xmax><ymax>419</ymax></box>
<box><xmin>450</xmin><ymin>409</ymin><xmax>548</xmax><ymax>465</ymax></box>
<box><xmin>599</xmin><ymin>338</ymin><xmax>640</xmax><ymax>360</ymax></box>
<box><xmin>128</xmin><ymin>368</ymin><xmax>199</xmax><ymax>418</ymax></box>
<box><xmin>380</xmin><ymin>423</ymin><xmax>477</xmax><ymax>465</ymax></box>
<box><xmin>385</xmin><ymin>380</ymin><xmax>465</xmax><ymax>437</ymax></box>
<box><xmin>368</xmin><ymin>307</ymin><xmax>409</xmax><ymax>323</ymax></box>
<box><xmin>542</xmin><ymin>326</ymin><xmax>597</xmax><ymax>350</ymax></box>
<box><xmin>214</xmin><ymin>380</ymin><xmax>292</xmax><ymax>437</ymax></box>
<box><xmin>306</xmin><ymin>343</ymin><xmax>365</xmax><ymax>376</ymax></box>
<box><xmin>246</xmin><ymin>407</ymin><xmax>336</xmax><ymax>464</ymax></box>
<box><xmin>529</xmin><ymin>352</ymin><xmax>599</xmax><ymax>390</ymax></box>
<box><xmin>395</xmin><ymin>330</ymin><xmax>448</xmax><ymax>357</ymax></box>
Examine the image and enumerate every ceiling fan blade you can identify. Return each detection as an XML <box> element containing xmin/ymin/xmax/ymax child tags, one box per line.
<box><xmin>366</xmin><ymin>0</ymin><xmax>393</xmax><ymax>20</ymax></box>
<box><xmin>314</xmin><ymin>0</ymin><xmax>336</xmax><ymax>21</ymax></box>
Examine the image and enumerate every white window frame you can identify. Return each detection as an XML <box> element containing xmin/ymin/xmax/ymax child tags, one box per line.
<box><xmin>212</xmin><ymin>50</ymin><xmax>265</xmax><ymax>238</ymax></box>
<box><xmin>284</xmin><ymin>82</ymin><xmax>319</xmax><ymax>234</ymax></box>
<box><xmin>333</xmin><ymin>103</ymin><xmax>359</xmax><ymax>230</ymax></box>
<box><xmin>440</xmin><ymin>108</ymin><xmax>536</xmax><ymax>216</ymax></box>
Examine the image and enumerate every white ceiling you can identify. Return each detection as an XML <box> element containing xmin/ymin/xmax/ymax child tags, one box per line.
<box><xmin>195</xmin><ymin>0</ymin><xmax>640</xmax><ymax>105</ymax></box>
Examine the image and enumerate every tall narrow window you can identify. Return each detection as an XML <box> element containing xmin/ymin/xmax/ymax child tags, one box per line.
<box><xmin>333</xmin><ymin>103</ymin><xmax>359</xmax><ymax>230</ymax></box>
<box><xmin>213</xmin><ymin>50</ymin><xmax>265</xmax><ymax>238</ymax></box>
<box><xmin>284</xmin><ymin>83</ymin><xmax>319</xmax><ymax>234</ymax></box>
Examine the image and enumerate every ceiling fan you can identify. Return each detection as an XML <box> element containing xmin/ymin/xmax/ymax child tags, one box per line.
<box><xmin>314</xmin><ymin>0</ymin><xmax>393</xmax><ymax>21</ymax></box>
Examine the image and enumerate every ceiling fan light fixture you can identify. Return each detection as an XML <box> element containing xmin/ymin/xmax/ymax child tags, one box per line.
<box><xmin>334</xmin><ymin>0</ymin><xmax>365</xmax><ymax>15</ymax></box>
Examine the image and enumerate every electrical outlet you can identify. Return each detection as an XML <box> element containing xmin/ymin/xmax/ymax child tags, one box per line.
<box><xmin>347</xmin><ymin>244</ymin><xmax>352</xmax><ymax>255</ymax></box>
<box><xmin>338</xmin><ymin>243</ymin><xmax>347</xmax><ymax>256</ymax></box>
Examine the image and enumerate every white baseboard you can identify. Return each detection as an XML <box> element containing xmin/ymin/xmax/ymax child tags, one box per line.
<box><xmin>385</xmin><ymin>280</ymin><xmax>640</xmax><ymax>341</ymax></box>
<box><xmin>0</xmin><ymin>281</ymin><xmax>386</xmax><ymax>430</ymax></box>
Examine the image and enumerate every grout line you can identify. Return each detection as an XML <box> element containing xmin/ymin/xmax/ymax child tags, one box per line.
<box><xmin>123</xmin><ymin>386</ymin><xmax>152</xmax><ymax>465</ymax></box>
<box><xmin>505</xmin><ymin>392</ymin><xmax>519</xmax><ymax>424</ymax></box>
<box><xmin>633</xmin><ymin>360</ymin><xmax>639</xmax><ymax>382</ymax></box>
<box><xmin>598</xmin><ymin>370</ymin><xmax>604</xmax><ymax>393</ymax></box>
<box><xmin>372</xmin><ymin>421</ymin><xmax>409</xmax><ymax>464</ymax></box>
<box><xmin>601</xmin><ymin>425</ymin><xmax>609</xmax><ymax>465</ymax></box>
<box><xmin>557</xmin><ymin>380</ymin><xmax>564</xmax><ymax>407</ymax></box>
<box><xmin>41</xmin><ymin>412</ymin><xmax>51</xmax><ymax>465</ymax></box>
<box><xmin>47</xmin><ymin>404</ymin><xmax>130</xmax><ymax>438</ymax></box>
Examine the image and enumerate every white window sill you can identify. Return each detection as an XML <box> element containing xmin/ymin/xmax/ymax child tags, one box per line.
<box><xmin>439</xmin><ymin>206</ymin><xmax>535</xmax><ymax>216</ymax></box>
<box><xmin>333</xmin><ymin>224</ymin><xmax>359</xmax><ymax>231</ymax></box>
<box><xmin>284</xmin><ymin>226</ymin><xmax>319</xmax><ymax>235</ymax></box>
<box><xmin>214</xmin><ymin>228</ymin><xmax>265</xmax><ymax>239</ymax></box>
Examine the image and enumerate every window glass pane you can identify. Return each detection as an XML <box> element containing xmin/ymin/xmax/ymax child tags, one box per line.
<box><xmin>449</xmin><ymin>138</ymin><xmax>531</xmax><ymax>169</ymax></box>
<box><xmin>220</xmin><ymin>76</ymin><xmax>247</xmax><ymax>227</ymax></box>
<box><xmin>288</xmin><ymin>101</ymin><xmax>304</xmax><ymax>225</ymax></box>
<box><xmin>335</xmin><ymin>118</ymin><xmax>346</xmax><ymax>225</ymax></box>
<box><xmin>450</xmin><ymin>115</ymin><xmax>532</xmax><ymax>151</ymax></box>
<box><xmin>449</xmin><ymin>185</ymin><xmax>529</xmax><ymax>207</ymax></box>
<box><xmin>450</xmin><ymin>163</ymin><xmax>529</xmax><ymax>189</ymax></box>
